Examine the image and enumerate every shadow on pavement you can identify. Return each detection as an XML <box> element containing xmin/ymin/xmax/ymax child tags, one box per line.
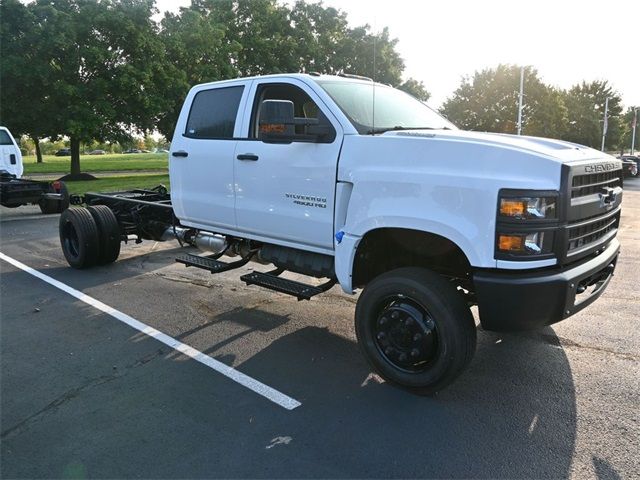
<box><xmin>230</xmin><ymin>324</ymin><xmax>578</xmax><ymax>478</ymax></box>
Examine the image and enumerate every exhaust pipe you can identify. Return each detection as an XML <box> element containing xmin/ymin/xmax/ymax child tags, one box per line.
<box><xmin>160</xmin><ymin>226</ymin><xmax>189</xmax><ymax>242</ymax></box>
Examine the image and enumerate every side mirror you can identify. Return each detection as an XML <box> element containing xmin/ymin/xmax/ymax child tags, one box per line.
<box><xmin>258</xmin><ymin>99</ymin><xmax>333</xmax><ymax>143</ymax></box>
<box><xmin>259</xmin><ymin>100</ymin><xmax>296</xmax><ymax>142</ymax></box>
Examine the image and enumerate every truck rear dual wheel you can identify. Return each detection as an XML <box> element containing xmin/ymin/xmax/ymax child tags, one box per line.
<box><xmin>355</xmin><ymin>267</ymin><xmax>476</xmax><ymax>394</ymax></box>
<box><xmin>59</xmin><ymin>206</ymin><xmax>120</xmax><ymax>268</ymax></box>
<box><xmin>87</xmin><ymin>205</ymin><xmax>121</xmax><ymax>265</ymax></box>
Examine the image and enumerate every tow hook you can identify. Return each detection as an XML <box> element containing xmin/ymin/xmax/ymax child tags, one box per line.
<box><xmin>576</xmin><ymin>263</ymin><xmax>615</xmax><ymax>294</ymax></box>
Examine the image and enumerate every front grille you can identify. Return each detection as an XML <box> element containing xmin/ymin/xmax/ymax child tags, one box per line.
<box><xmin>567</xmin><ymin>210</ymin><xmax>619</xmax><ymax>252</ymax></box>
<box><xmin>571</xmin><ymin>170</ymin><xmax>621</xmax><ymax>198</ymax></box>
<box><xmin>563</xmin><ymin>161</ymin><xmax>624</xmax><ymax>261</ymax></box>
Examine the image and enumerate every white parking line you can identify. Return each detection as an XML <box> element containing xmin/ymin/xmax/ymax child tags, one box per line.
<box><xmin>0</xmin><ymin>252</ymin><xmax>302</xmax><ymax>411</ymax></box>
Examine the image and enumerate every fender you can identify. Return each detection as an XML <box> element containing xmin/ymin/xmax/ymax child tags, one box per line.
<box><xmin>334</xmin><ymin>217</ymin><xmax>486</xmax><ymax>294</ymax></box>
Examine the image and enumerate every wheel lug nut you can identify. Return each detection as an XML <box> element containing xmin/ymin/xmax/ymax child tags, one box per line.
<box><xmin>391</xmin><ymin>311</ymin><xmax>400</xmax><ymax>320</ymax></box>
<box><xmin>411</xmin><ymin>348</ymin><xmax>420</xmax><ymax>358</ymax></box>
<box><xmin>413</xmin><ymin>333</ymin><xmax>422</xmax><ymax>341</ymax></box>
<box><xmin>404</xmin><ymin>318</ymin><xmax>413</xmax><ymax>326</ymax></box>
<box><xmin>385</xmin><ymin>346</ymin><xmax>393</xmax><ymax>356</ymax></box>
<box><xmin>398</xmin><ymin>353</ymin><xmax>407</xmax><ymax>362</ymax></box>
<box><xmin>376</xmin><ymin>332</ymin><xmax>386</xmax><ymax>341</ymax></box>
<box><xmin>379</xmin><ymin>317</ymin><xmax>388</xmax><ymax>326</ymax></box>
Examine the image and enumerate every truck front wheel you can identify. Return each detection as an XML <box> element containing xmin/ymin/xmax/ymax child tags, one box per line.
<box><xmin>355</xmin><ymin>267</ymin><xmax>476</xmax><ymax>394</ymax></box>
<box><xmin>59</xmin><ymin>207</ymin><xmax>100</xmax><ymax>269</ymax></box>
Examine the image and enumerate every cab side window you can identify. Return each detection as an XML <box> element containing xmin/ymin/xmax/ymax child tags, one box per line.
<box><xmin>0</xmin><ymin>130</ymin><xmax>14</xmax><ymax>145</ymax></box>
<box><xmin>185</xmin><ymin>86</ymin><xmax>244</xmax><ymax>139</ymax></box>
<box><xmin>250</xmin><ymin>83</ymin><xmax>335</xmax><ymax>143</ymax></box>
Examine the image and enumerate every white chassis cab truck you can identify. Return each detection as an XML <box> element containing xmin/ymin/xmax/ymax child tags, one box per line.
<box><xmin>0</xmin><ymin>126</ymin><xmax>69</xmax><ymax>213</ymax></box>
<box><xmin>59</xmin><ymin>74</ymin><xmax>623</xmax><ymax>393</ymax></box>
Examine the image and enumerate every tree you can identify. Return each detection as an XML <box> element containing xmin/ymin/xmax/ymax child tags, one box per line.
<box><xmin>333</xmin><ymin>26</ymin><xmax>404</xmax><ymax>85</ymax></box>
<box><xmin>398</xmin><ymin>78</ymin><xmax>431</xmax><ymax>102</ymax></box>
<box><xmin>440</xmin><ymin>64</ymin><xmax>568</xmax><ymax>137</ymax></box>
<box><xmin>157</xmin><ymin>0</ymin><xmax>415</xmax><ymax>136</ymax></box>
<box><xmin>157</xmin><ymin>5</ymin><xmax>240</xmax><ymax>137</ymax></box>
<box><xmin>619</xmin><ymin>107</ymin><xmax>639</xmax><ymax>154</ymax></box>
<box><xmin>2</xmin><ymin>0</ymin><xmax>173</xmax><ymax>177</ymax></box>
<box><xmin>0</xmin><ymin>0</ymin><xmax>55</xmax><ymax>163</ymax></box>
<box><xmin>561</xmin><ymin>81</ymin><xmax>623</xmax><ymax>150</ymax></box>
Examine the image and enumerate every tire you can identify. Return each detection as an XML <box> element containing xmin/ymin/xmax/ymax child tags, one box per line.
<box><xmin>39</xmin><ymin>181</ymin><xmax>69</xmax><ymax>214</ymax></box>
<box><xmin>59</xmin><ymin>207</ymin><xmax>100</xmax><ymax>269</ymax></box>
<box><xmin>87</xmin><ymin>205</ymin><xmax>121</xmax><ymax>265</ymax></box>
<box><xmin>355</xmin><ymin>267</ymin><xmax>476</xmax><ymax>394</ymax></box>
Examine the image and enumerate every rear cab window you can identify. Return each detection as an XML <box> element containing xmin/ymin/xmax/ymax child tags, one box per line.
<box><xmin>0</xmin><ymin>129</ymin><xmax>16</xmax><ymax>146</ymax></box>
<box><xmin>184</xmin><ymin>86</ymin><xmax>245</xmax><ymax>139</ymax></box>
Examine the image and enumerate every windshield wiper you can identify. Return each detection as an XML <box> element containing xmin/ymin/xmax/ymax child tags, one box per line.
<box><xmin>366</xmin><ymin>126</ymin><xmax>437</xmax><ymax>135</ymax></box>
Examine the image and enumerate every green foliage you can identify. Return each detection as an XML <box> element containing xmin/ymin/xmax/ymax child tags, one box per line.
<box><xmin>398</xmin><ymin>78</ymin><xmax>431</xmax><ymax>102</ymax></box>
<box><xmin>156</xmin><ymin>0</ymin><xmax>408</xmax><ymax>135</ymax></box>
<box><xmin>440</xmin><ymin>65</ymin><xmax>567</xmax><ymax>137</ymax></box>
<box><xmin>0</xmin><ymin>0</ymin><xmax>54</xmax><ymax>140</ymax></box>
<box><xmin>1</xmin><ymin>0</ymin><xmax>173</xmax><ymax>174</ymax></box>
<box><xmin>335</xmin><ymin>26</ymin><xmax>404</xmax><ymax>86</ymax></box>
<box><xmin>561</xmin><ymin>81</ymin><xmax>623</xmax><ymax>150</ymax></box>
<box><xmin>619</xmin><ymin>107</ymin><xmax>639</xmax><ymax>153</ymax></box>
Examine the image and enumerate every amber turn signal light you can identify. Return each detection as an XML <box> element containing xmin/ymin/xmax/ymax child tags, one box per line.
<box><xmin>499</xmin><ymin>199</ymin><xmax>527</xmax><ymax>217</ymax></box>
<box><xmin>498</xmin><ymin>234</ymin><xmax>524</xmax><ymax>252</ymax></box>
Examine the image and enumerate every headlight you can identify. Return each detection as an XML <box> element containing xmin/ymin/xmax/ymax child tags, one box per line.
<box><xmin>499</xmin><ymin>196</ymin><xmax>556</xmax><ymax>220</ymax></box>
<box><xmin>495</xmin><ymin>189</ymin><xmax>560</xmax><ymax>260</ymax></box>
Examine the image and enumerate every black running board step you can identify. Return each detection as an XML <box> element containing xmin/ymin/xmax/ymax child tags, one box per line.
<box><xmin>240</xmin><ymin>271</ymin><xmax>330</xmax><ymax>300</ymax></box>
<box><xmin>176</xmin><ymin>253</ymin><xmax>251</xmax><ymax>273</ymax></box>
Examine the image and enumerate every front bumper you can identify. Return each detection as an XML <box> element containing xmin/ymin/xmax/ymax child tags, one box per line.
<box><xmin>473</xmin><ymin>238</ymin><xmax>620</xmax><ymax>331</ymax></box>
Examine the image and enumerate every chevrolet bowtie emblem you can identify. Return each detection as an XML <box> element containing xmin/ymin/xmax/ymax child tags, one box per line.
<box><xmin>599</xmin><ymin>187</ymin><xmax>618</xmax><ymax>209</ymax></box>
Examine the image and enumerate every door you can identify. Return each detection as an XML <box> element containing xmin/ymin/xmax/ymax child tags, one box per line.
<box><xmin>234</xmin><ymin>79</ymin><xmax>342</xmax><ymax>251</ymax></box>
<box><xmin>169</xmin><ymin>81</ymin><xmax>250</xmax><ymax>230</ymax></box>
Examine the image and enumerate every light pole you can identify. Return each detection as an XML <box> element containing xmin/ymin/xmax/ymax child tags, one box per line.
<box><xmin>631</xmin><ymin>107</ymin><xmax>638</xmax><ymax>155</ymax></box>
<box><xmin>601</xmin><ymin>97</ymin><xmax>609</xmax><ymax>152</ymax></box>
<box><xmin>517</xmin><ymin>66</ymin><xmax>524</xmax><ymax>136</ymax></box>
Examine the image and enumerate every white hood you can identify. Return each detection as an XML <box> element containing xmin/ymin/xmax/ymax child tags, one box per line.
<box><xmin>387</xmin><ymin>129</ymin><xmax>613</xmax><ymax>164</ymax></box>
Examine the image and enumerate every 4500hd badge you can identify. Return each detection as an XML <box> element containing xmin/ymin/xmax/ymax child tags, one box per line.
<box><xmin>285</xmin><ymin>193</ymin><xmax>327</xmax><ymax>208</ymax></box>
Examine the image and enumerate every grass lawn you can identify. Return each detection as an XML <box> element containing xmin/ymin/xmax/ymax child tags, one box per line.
<box><xmin>23</xmin><ymin>153</ymin><xmax>168</xmax><ymax>174</ymax></box>
<box><xmin>64</xmin><ymin>174</ymin><xmax>170</xmax><ymax>196</ymax></box>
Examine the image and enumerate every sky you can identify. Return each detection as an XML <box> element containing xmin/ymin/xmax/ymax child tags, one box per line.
<box><xmin>156</xmin><ymin>0</ymin><xmax>640</xmax><ymax>110</ymax></box>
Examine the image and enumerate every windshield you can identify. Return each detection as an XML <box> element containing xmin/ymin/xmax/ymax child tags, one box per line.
<box><xmin>317</xmin><ymin>80</ymin><xmax>457</xmax><ymax>134</ymax></box>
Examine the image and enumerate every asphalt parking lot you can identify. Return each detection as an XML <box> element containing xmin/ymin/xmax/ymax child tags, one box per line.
<box><xmin>1</xmin><ymin>179</ymin><xmax>639</xmax><ymax>479</ymax></box>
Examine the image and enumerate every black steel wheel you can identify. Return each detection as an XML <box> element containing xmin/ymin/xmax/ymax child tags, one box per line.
<box><xmin>355</xmin><ymin>267</ymin><xmax>476</xmax><ymax>394</ymax></box>
<box><xmin>59</xmin><ymin>207</ymin><xmax>100</xmax><ymax>269</ymax></box>
<box><xmin>87</xmin><ymin>205</ymin><xmax>121</xmax><ymax>265</ymax></box>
